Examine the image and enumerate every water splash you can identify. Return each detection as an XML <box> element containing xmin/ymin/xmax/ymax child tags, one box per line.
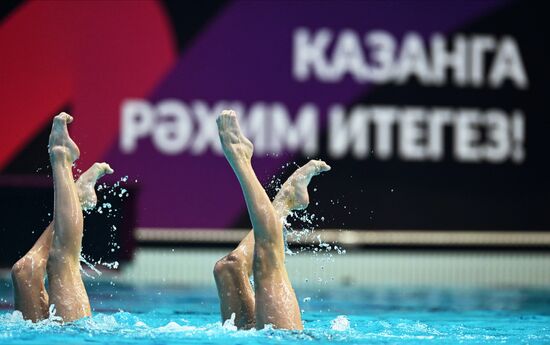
<box><xmin>222</xmin><ymin>313</ymin><xmax>237</xmax><ymax>331</ymax></box>
<box><xmin>91</xmin><ymin>175</ymin><xmax>130</xmax><ymax>219</ymax></box>
<box><xmin>79</xmin><ymin>254</ymin><xmax>102</xmax><ymax>279</ymax></box>
<box><xmin>46</xmin><ymin>305</ymin><xmax>63</xmax><ymax>324</ymax></box>
<box><xmin>265</xmin><ymin>161</ymin><xmax>348</xmax><ymax>292</ymax></box>
<box><xmin>2</xmin><ymin>307</ymin><xmax>541</xmax><ymax>344</ymax></box>
<box><xmin>330</xmin><ymin>315</ymin><xmax>350</xmax><ymax>331</ymax></box>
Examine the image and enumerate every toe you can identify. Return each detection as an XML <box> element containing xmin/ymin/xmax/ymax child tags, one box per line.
<box><xmin>225</xmin><ymin>110</ymin><xmax>235</xmax><ymax>128</ymax></box>
<box><xmin>219</xmin><ymin>110</ymin><xmax>234</xmax><ymax>131</ymax></box>
<box><xmin>227</xmin><ymin>112</ymin><xmax>238</xmax><ymax>128</ymax></box>
<box><xmin>96</xmin><ymin>163</ymin><xmax>114</xmax><ymax>176</ymax></box>
<box><xmin>103</xmin><ymin>163</ymin><xmax>114</xmax><ymax>174</ymax></box>
<box><xmin>311</xmin><ymin>159</ymin><xmax>330</xmax><ymax>172</ymax></box>
<box><xmin>218</xmin><ymin>110</ymin><xmax>229</xmax><ymax>129</ymax></box>
<box><xmin>319</xmin><ymin>161</ymin><xmax>331</xmax><ymax>172</ymax></box>
<box><xmin>58</xmin><ymin>112</ymin><xmax>73</xmax><ymax>123</ymax></box>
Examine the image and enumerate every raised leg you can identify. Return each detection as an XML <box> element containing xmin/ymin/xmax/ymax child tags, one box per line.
<box><xmin>11</xmin><ymin>160</ymin><xmax>113</xmax><ymax>322</ymax></box>
<box><xmin>214</xmin><ymin>159</ymin><xmax>330</xmax><ymax>329</ymax></box>
<box><xmin>44</xmin><ymin>112</ymin><xmax>106</xmax><ymax>322</ymax></box>
<box><xmin>217</xmin><ymin>110</ymin><xmax>329</xmax><ymax>329</ymax></box>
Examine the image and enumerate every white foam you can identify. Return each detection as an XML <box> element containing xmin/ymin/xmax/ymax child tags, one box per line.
<box><xmin>331</xmin><ymin>315</ymin><xmax>350</xmax><ymax>331</ymax></box>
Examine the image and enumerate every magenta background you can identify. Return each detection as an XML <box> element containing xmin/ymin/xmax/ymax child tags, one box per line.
<box><xmin>104</xmin><ymin>1</ymin><xmax>503</xmax><ymax>229</ymax></box>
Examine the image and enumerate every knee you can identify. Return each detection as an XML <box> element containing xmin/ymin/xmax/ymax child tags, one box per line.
<box><xmin>213</xmin><ymin>253</ymin><xmax>245</xmax><ymax>280</ymax></box>
<box><xmin>11</xmin><ymin>257</ymin><xmax>32</xmax><ymax>283</ymax></box>
<box><xmin>11</xmin><ymin>254</ymin><xmax>46</xmax><ymax>284</ymax></box>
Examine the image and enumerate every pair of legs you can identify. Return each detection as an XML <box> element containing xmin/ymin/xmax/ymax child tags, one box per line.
<box><xmin>214</xmin><ymin>110</ymin><xmax>330</xmax><ymax>330</ymax></box>
<box><xmin>11</xmin><ymin>113</ymin><xmax>113</xmax><ymax>322</ymax></box>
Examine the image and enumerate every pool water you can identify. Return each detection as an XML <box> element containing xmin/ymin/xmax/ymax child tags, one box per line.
<box><xmin>1</xmin><ymin>280</ymin><xmax>549</xmax><ymax>344</ymax></box>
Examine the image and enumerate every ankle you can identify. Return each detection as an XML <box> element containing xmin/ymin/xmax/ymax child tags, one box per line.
<box><xmin>49</xmin><ymin>146</ymin><xmax>73</xmax><ymax>164</ymax></box>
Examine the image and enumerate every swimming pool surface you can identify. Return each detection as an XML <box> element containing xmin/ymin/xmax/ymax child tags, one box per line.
<box><xmin>1</xmin><ymin>279</ymin><xmax>549</xmax><ymax>344</ymax></box>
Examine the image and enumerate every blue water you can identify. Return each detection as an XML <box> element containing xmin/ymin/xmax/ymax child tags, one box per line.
<box><xmin>1</xmin><ymin>280</ymin><xmax>549</xmax><ymax>344</ymax></box>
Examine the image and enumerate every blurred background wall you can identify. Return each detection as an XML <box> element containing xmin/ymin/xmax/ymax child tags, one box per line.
<box><xmin>1</xmin><ymin>0</ymin><xmax>548</xmax><ymax>286</ymax></box>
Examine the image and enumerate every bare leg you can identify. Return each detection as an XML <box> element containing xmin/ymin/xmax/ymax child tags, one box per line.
<box><xmin>11</xmin><ymin>161</ymin><xmax>112</xmax><ymax>321</ymax></box>
<box><xmin>213</xmin><ymin>231</ymin><xmax>255</xmax><ymax>328</ymax></box>
<box><xmin>11</xmin><ymin>157</ymin><xmax>113</xmax><ymax>322</ymax></box>
<box><xmin>11</xmin><ymin>223</ymin><xmax>53</xmax><ymax>322</ymax></box>
<box><xmin>44</xmin><ymin>112</ymin><xmax>102</xmax><ymax>322</ymax></box>
<box><xmin>217</xmin><ymin>110</ymin><xmax>329</xmax><ymax>329</ymax></box>
<box><xmin>214</xmin><ymin>160</ymin><xmax>330</xmax><ymax>329</ymax></box>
